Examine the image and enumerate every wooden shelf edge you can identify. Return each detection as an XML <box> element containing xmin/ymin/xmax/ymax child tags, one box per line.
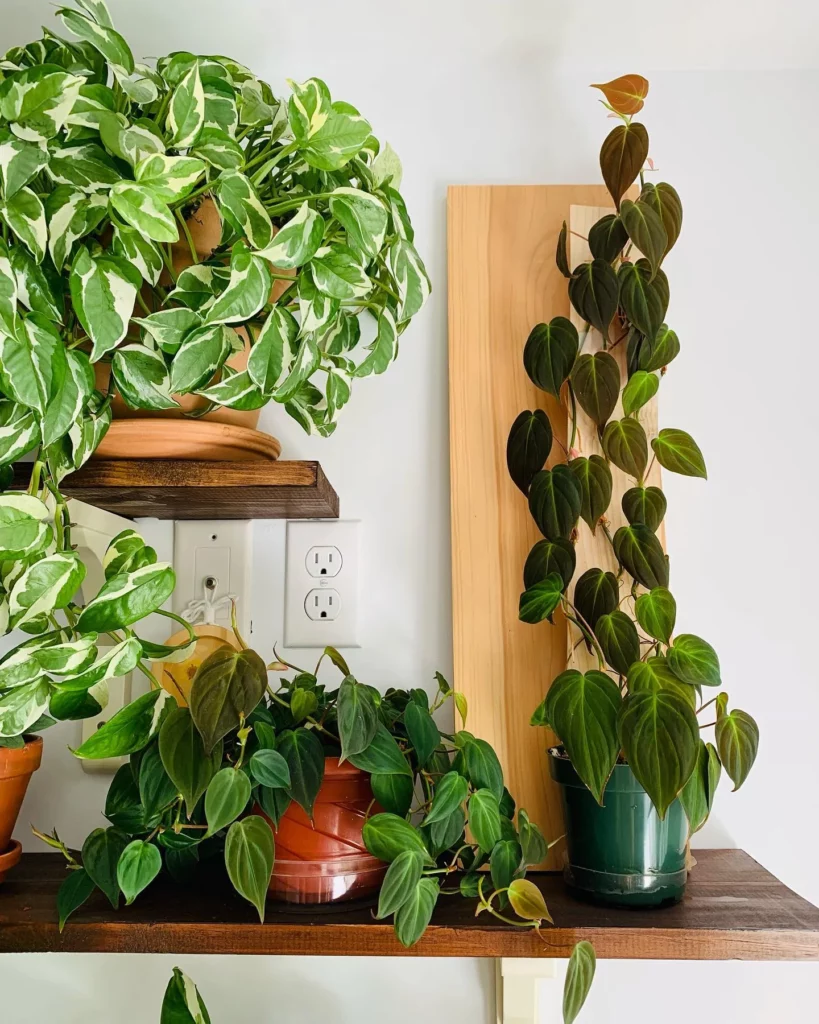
<box><xmin>2</xmin><ymin>851</ymin><xmax>818</xmax><ymax>960</ymax></box>
<box><xmin>11</xmin><ymin>460</ymin><xmax>340</xmax><ymax>520</ymax></box>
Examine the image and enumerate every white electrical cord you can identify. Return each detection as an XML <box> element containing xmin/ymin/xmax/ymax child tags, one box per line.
<box><xmin>180</xmin><ymin>578</ymin><xmax>237</xmax><ymax>627</ymax></box>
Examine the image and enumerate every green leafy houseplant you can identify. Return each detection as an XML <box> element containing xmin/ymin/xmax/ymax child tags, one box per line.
<box><xmin>0</xmin><ymin>0</ymin><xmax>430</xmax><ymax>742</ymax></box>
<box><xmin>508</xmin><ymin>74</ymin><xmax>759</xmax><ymax>827</ymax></box>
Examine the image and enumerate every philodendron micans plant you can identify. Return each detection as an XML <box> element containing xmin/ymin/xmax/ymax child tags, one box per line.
<box><xmin>0</xmin><ymin>0</ymin><xmax>428</xmax><ymax>740</ymax></box>
<box><xmin>507</xmin><ymin>75</ymin><xmax>759</xmax><ymax>826</ymax></box>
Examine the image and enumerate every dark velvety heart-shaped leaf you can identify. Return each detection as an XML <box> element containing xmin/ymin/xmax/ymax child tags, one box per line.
<box><xmin>571</xmin><ymin>351</ymin><xmax>620</xmax><ymax>427</ymax></box>
<box><xmin>190</xmin><ymin>646</ymin><xmax>267</xmax><ymax>754</ymax></box>
<box><xmin>599</xmin><ymin>122</ymin><xmax>649</xmax><ymax>207</ymax></box>
<box><xmin>528</xmin><ymin>465</ymin><xmax>581</xmax><ymax>540</ymax></box>
<box><xmin>620</xmin><ymin>199</ymin><xmax>667</xmax><ymax>276</ymax></box>
<box><xmin>635</xmin><ymin>323</ymin><xmax>679</xmax><ymax>372</ymax></box>
<box><xmin>544</xmin><ymin>669</ymin><xmax>621</xmax><ymax>803</ymax></box>
<box><xmin>588</xmin><ymin>213</ymin><xmax>628</xmax><ymax>264</ymax></box>
<box><xmin>618</xmin><ymin>260</ymin><xmax>669</xmax><ymax>340</ymax></box>
<box><xmin>337</xmin><ymin>675</ymin><xmax>379</xmax><ymax>761</ymax></box>
<box><xmin>621</xmin><ymin>370</ymin><xmax>659</xmax><ymax>416</ymax></box>
<box><xmin>641</xmin><ymin>181</ymin><xmax>683</xmax><ymax>256</ymax></box>
<box><xmin>635</xmin><ymin>586</ymin><xmax>676</xmax><ymax>644</ymax></box>
<box><xmin>595</xmin><ymin>610</ymin><xmax>640</xmax><ymax>676</ymax></box>
<box><xmin>618</xmin><ymin>689</ymin><xmax>699</xmax><ymax>818</ymax></box>
<box><xmin>679</xmin><ymin>739</ymin><xmax>721</xmax><ymax>834</ymax></box>
<box><xmin>613</xmin><ymin>524</ymin><xmax>669</xmax><ymax>588</ymax></box>
<box><xmin>519</xmin><ymin>572</ymin><xmax>564</xmax><ymax>624</ymax></box>
<box><xmin>574</xmin><ymin>568</ymin><xmax>619</xmax><ymax>631</ymax></box>
<box><xmin>568</xmin><ymin>455</ymin><xmax>612</xmax><ymax>532</ymax></box>
<box><xmin>568</xmin><ymin>259</ymin><xmax>619</xmax><ymax>335</ymax></box>
<box><xmin>651</xmin><ymin>428</ymin><xmax>707</xmax><ymax>478</ymax></box>
<box><xmin>506</xmin><ymin>409</ymin><xmax>552</xmax><ymax>494</ymax></box>
<box><xmin>667</xmin><ymin>634</ymin><xmax>721</xmax><ymax>687</ymax></box>
<box><xmin>277</xmin><ymin>727</ymin><xmax>326</xmax><ymax>817</ymax></box>
<box><xmin>591</xmin><ymin>74</ymin><xmax>649</xmax><ymax>115</ymax></box>
<box><xmin>556</xmin><ymin>220</ymin><xmax>571</xmax><ymax>278</ymax></box>
<box><xmin>627</xmin><ymin>656</ymin><xmax>697</xmax><ymax>709</ymax></box>
<box><xmin>715</xmin><ymin>703</ymin><xmax>758</xmax><ymax>791</ymax></box>
<box><xmin>523</xmin><ymin>317</ymin><xmax>578</xmax><ymax>397</ymax></box>
<box><xmin>563</xmin><ymin>939</ymin><xmax>597</xmax><ymax>1024</ymax></box>
<box><xmin>602</xmin><ymin>417</ymin><xmax>648</xmax><ymax>480</ymax></box>
<box><xmin>523</xmin><ymin>538</ymin><xmax>576</xmax><ymax>590</ymax></box>
<box><xmin>622</xmin><ymin>485</ymin><xmax>667</xmax><ymax>532</ymax></box>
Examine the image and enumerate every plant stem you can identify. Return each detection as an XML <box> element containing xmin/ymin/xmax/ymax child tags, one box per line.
<box><xmin>175</xmin><ymin>208</ymin><xmax>199</xmax><ymax>265</ymax></box>
<box><xmin>567</xmin><ymin>383</ymin><xmax>578</xmax><ymax>451</ymax></box>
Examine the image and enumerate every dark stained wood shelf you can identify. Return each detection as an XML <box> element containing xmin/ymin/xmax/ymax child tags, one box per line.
<box><xmin>2</xmin><ymin>850</ymin><xmax>818</xmax><ymax>959</ymax></box>
<box><xmin>12</xmin><ymin>460</ymin><xmax>339</xmax><ymax>520</ymax></box>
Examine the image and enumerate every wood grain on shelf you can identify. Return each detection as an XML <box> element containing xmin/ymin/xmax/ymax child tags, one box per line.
<box><xmin>447</xmin><ymin>186</ymin><xmax>622</xmax><ymax>865</ymax></box>
<box><xmin>11</xmin><ymin>460</ymin><xmax>339</xmax><ymax>520</ymax></box>
<box><xmin>2</xmin><ymin>851</ymin><xmax>818</xmax><ymax>960</ymax></box>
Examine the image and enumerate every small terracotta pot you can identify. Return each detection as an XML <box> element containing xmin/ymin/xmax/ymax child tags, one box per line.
<box><xmin>0</xmin><ymin>736</ymin><xmax>43</xmax><ymax>882</ymax></box>
<box><xmin>259</xmin><ymin>757</ymin><xmax>387</xmax><ymax>905</ymax></box>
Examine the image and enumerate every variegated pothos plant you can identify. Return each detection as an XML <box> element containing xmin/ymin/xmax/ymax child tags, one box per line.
<box><xmin>0</xmin><ymin>0</ymin><xmax>429</xmax><ymax>744</ymax></box>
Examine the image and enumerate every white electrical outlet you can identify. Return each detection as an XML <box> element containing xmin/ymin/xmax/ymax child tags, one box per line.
<box><xmin>172</xmin><ymin>521</ymin><xmax>251</xmax><ymax>632</ymax></box>
<box><xmin>285</xmin><ymin>520</ymin><xmax>359</xmax><ymax>647</ymax></box>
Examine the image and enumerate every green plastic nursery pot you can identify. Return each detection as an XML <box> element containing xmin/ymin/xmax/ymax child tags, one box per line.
<box><xmin>549</xmin><ymin>749</ymin><xmax>688</xmax><ymax>908</ymax></box>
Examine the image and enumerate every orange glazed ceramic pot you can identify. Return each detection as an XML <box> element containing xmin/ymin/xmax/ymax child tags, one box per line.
<box><xmin>0</xmin><ymin>736</ymin><xmax>43</xmax><ymax>882</ymax></box>
<box><xmin>259</xmin><ymin>757</ymin><xmax>387</xmax><ymax>905</ymax></box>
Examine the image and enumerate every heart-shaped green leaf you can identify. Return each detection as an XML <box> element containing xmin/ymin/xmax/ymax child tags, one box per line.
<box><xmin>519</xmin><ymin>572</ymin><xmax>564</xmax><ymax>625</ymax></box>
<box><xmin>622</xmin><ymin>485</ymin><xmax>667</xmax><ymax>532</ymax></box>
<box><xmin>528</xmin><ymin>465</ymin><xmax>581</xmax><ymax>540</ymax></box>
<box><xmin>651</xmin><ymin>428</ymin><xmax>707</xmax><ymax>478</ymax></box>
<box><xmin>468</xmin><ymin>788</ymin><xmax>503</xmax><ymax>852</ymax></box>
<box><xmin>81</xmin><ymin>826</ymin><xmax>129</xmax><ymax>909</ymax></box>
<box><xmin>394</xmin><ymin>877</ymin><xmax>439</xmax><ymax>948</ymax></box>
<box><xmin>189</xmin><ymin>646</ymin><xmax>267</xmax><ymax>754</ymax></box>
<box><xmin>363</xmin><ymin>812</ymin><xmax>431</xmax><ymax>862</ymax></box>
<box><xmin>563</xmin><ymin>941</ymin><xmax>597</xmax><ymax>1024</ymax></box>
<box><xmin>571</xmin><ymin>351</ymin><xmax>620</xmax><ymax>427</ymax></box>
<box><xmin>159</xmin><ymin>706</ymin><xmax>223</xmax><ymax>816</ymax></box>
<box><xmin>641</xmin><ymin>181</ymin><xmax>683</xmax><ymax>256</ymax></box>
<box><xmin>116</xmin><ymin>839</ymin><xmax>161</xmax><ymax>904</ymax></box>
<box><xmin>595</xmin><ymin>610</ymin><xmax>640</xmax><ymax>676</ymax></box>
<box><xmin>679</xmin><ymin>739</ymin><xmax>720</xmax><ymax>834</ymax></box>
<box><xmin>249</xmin><ymin>748</ymin><xmax>291</xmax><ymax>789</ymax></box>
<box><xmin>635</xmin><ymin>587</ymin><xmax>676</xmax><ymax>643</ymax></box>
<box><xmin>715</xmin><ymin>704</ymin><xmax>758</xmax><ymax>791</ymax></box>
<box><xmin>613</xmin><ymin>524</ymin><xmax>669</xmax><ymax>589</ymax></box>
<box><xmin>622</xmin><ymin>370</ymin><xmax>659</xmax><ymax>416</ymax></box>
<box><xmin>371</xmin><ymin>773</ymin><xmax>414</xmax><ymax>817</ymax></box>
<box><xmin>423</xmin><ymin>771</ymin><xmax>469</xmax><ymax>827</ymax></box>
<box><xmin>556</xmin><ymin>219</ymin><xmax>571</xmax><ymax>277</ymax></box>
<box><xmin>568</xmin><ymin>455</ymin><xmax>612</xmax><ymax>532</ymax></box>
<box><xmin>627</xmin><ymin>657</ymin><xmax>697</xmax><ymax>709</ymax></box>
<box><xmin>277</xmin><ymin>727</ymin><xmax>325</xmax><ymax>816</ymax></box>
<box><xmin>667</xmin><ymin>634</ymin><xmax>720</xmax><ymax>687</ymax></box>
<box><xmin>618</xmin><ymin>690</ymin><xmax>699</xmax><ymax>818</ymax></box>
<box><xmin>205</xmin><ymin>767</ymin><xmax>251</xmax><ymax>836</ymax></box>
<box><xmin>506</xmin><ymin>409</ymin><xmax>552</xmax><ymax>494</ymax></box>
<box><xmin>602</xmin><ymin>417</ymin><xmax>648</xmax><ymax>480</ymax></box>
<box><xmin>599</xmin><ymin>122</ymin><xmax>648</xmax><ymax>207</ymax></box>
<box><xmin>491</xmin><ymin>839</ymin><xmax>523</xmax><ymax>890</ymax></box>
<box><xmin>523</xmin><ymin>538</ymin><xmax>576</xmax><ymax>590</ymax></box>
<box><xmin>574</xmin><ymin>568</ymin><xmax>619</xmax><ymax>631</ymax></box>
<box><xmin>568</xmin><ymin>259</ymin><xmax>619</xmax><ymax>335</ymax></box>
<box><xmin>404</xmin><ymin>702</ymin><xmax>440</xmax><ymax>769</ymax></box>
<box><xmin>224</xmin><ymin>815</ymin><xmax>274</xmax><ymax>922</ymax></box>
<box><xmin>463</xmin><ymin>736</ymin><xmax>504</xmax><ymax>800</ymax></box>
<box><xmin>635</xmin><ymin>323</ymin><xmax>680</xmax><ymax>372</ymax></box>
<box><xmin>620</xmin><ymin>198</ymin><xmax>667</xmax><ymax>276</ymax></box>
<box><xmin>523</xmin><ymin>317</ymin><xmax>578</xmax><ymax>397</ymax></box>
<box><xmin>618</xmin><ymin>260</ymin><xmax>669</xmax><ymax>340</ymax></box>
<box><xmin>57</xmin><ymin>867</ymin><xmax>95</xmax><ymax>933</ymax></box>
<box><xmin>544</xmin><ymin>669</ymin><xmax>621</xmax><ymax>803</ymax></box>
<box><xmin>588</xmin><ymin>213</ymin><xmax>628</xmax><ymax>263</ymax></box>
<box><xmin>337</xmin><ymin>674</ymin><xmax>379</xmax><ymax>760</ymax></box>
<box><xmin>377</xmin><ymin>848</ymin><xmax>424</xmax><ymax>920</ymax></box>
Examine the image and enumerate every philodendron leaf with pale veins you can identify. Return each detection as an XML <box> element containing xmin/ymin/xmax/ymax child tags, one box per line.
<box><xmin>507</xmin><ymin>410</ymin><xmax>552</xmax><ymax>494</ymax></box>
<box><xmin>523</xmin><ymin>317</ymin><xmax>578</xmax><ymax>397</ymax></box>
<box><xmin>715</xmin><ymin>700</ymin><xmax>758</xmax><ymax>791</ymax></box>
<box><xmin>189</xmin><ymin>646</ymin><xmax>267</xmax><ymax>754</ymax></box>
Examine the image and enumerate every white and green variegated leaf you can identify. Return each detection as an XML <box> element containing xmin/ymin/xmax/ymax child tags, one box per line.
<box><xmin>56</xmin><ymin>8</ymin><xmax>134</xmax><ymax>75</ymax></box>
<box><xmin>204</xmin><ymin>247</ymin><xmax>270</xmax><ymax>325</ymax></box>
<box><xmin>287</xmin><ymin>78</ymin><xmax>331</xmax><ymax>142</ymax></box>
<box><xmin>74</xmin><ymin>0</ymin><xmax>115</xmax><ymax>25</ymax></box>
<box><xmin>135</xmin><ymin>154</ymin><xmax>206</xmax><ymax>202</ymax></box>
<box><xmin>0</xmin><ymin>131</ymin><xmax>49</xmax><ymax>198</ymax></box>
<box><xmin>0</xmin><ymin>650</ymin><xmax>43</xmax><ymax>690</ymax></box>
<box><xmin>110</xmin><ymin>182</ymin><xmax>178</xmax><ymax>243</ymax></box>
<box><xmin>169</xmin><ymin>323</ymin><xmax>231</xmax><ymax>394</ymax></box>
<box><xmin>0</xmin><ymin>314</ymin><xmax>59</xmax><ymax>417</ymax></box>
<box><xmin>99</xmin><ymin>112</ymin><xmax>165</xmax><ymax>167</ymax></box>
<box><xmin>240</xmin><ymin>78</ymin><xmax>279</xmax><ymax>127</ymax></box>
<box><xmin>354</xmin><ymin>309</ymin><xmax>398</xmax><ymax>377</ymax></box>
<box><xmin>0</xmin><ymin>601</ymin><xmax>8</xmax><ymax>637</ymax></box>
<box><xmin>388</xmin><ymin>238</ymin><xmax>431</xmax><ymax>323</ymax></box>
<box><xmin>329</xmin><ymin>188</ymin><xmax>387</xmax><ymax>259</ymax></box>
<box><xmin>55</xmin><ymin>637</ymin><xmax>141</xmax><ymax>691</ymax></box>
<box><xmin>298</xmin><ymin>267</ymin><xmax>339</xmax><ymax>335</ymax></box>
<box><xmin>388</xmin><ymin>188</ymin><xmax>414</xmax><ymax>242</ymax></box>
<box><xmin>284</xmin><ymin>386</ymin><xmax>322</xmax><ymax>435</ymax></box>
<box><xmin>273</xmin><ymin>335</ymin><xmax>320</xmax><ymax>402</ymax></box>
<box><xmin>325</xmin><ymin>367</ymin><xmax>352</xmax><ymax>422</ymax></box>
<box><xmin>115</xmin><ymin>63</ymin><xmax>161</xmax><ymax>106</ymax></box>
<box><xmin>77</xmin><ymin>561</ymin><xmax>175</xmax><ymax>634</ymax></box>
<box><xmin>217</xmin><ymin>171</ymin><xmax>273</xmax><ymax>250</ymax></box>
<box><xmin>247</xmin><ymin>306</ymin><xmax>298</xmax><ymax>394</ymax></box>
<box><xmin>167</xmin><ymin>264</ymin><xmax>220</xmax><ymax>311</ymax></box>
<box><xmin>0</xmin><ymin>402</ymin><xmax>40</xmax><ymax>466</ymax></box>
<box><xmin>254</xmin><ymin>201</ymin><xmax>323</xmax><ymax>269</ymax></box>
<box><xmin>111</xmin><ymin>223</ymin><xmax>164</xmax><ymax>286</ymax></box>
<box><xmin>190</xmin><ymin>127</ymin><xmax>244</xmax><ymax>171</ymax></box>
<box><xmin>371</xmin><ymin>141</ymin><xmax>403</xmax><ymax>190</ymax></box>
<box><xmin>9</xmin><ymin>551</ymin><xmax>85</xmax><ymax>628</ymax></box>
<box><xmin>204</xmin><ymin>78</ymin><xmax>238</xmax><ymax>135</ymax></box>
<box><xmin>311</xmin><ymin>245</ymin><xmax>371</xmax><ymax>300</ymax></box>
<box><xmin>69</xmin><ymin>247</ymin><xmax>142</xmax><ymax>360</ymax></box>
<box><xmin>197</xmin><ymin>369</ymin><xmax>266</xmax><ymax>410</ymax></box>
<box><xmin>33</xmin><ymin>633</ymin><xmax>98</xmax><ymax>675</ymax></box>
<box><xmin>167</xmin><ymin>64</ymin><xmax>205</xmax><ymax>149</ymax></box>
<box><xmin>64</xmin><ymin>403</ymin><xmax>111</xmax><ymax>473</ymax></box>
<box><xmin>133</xmin><ymin>307</ymin><xmax>202</xmax><ymax>354</ymax></box>
<box><xmin>300</xmin><ymin>102</ymin><xmax>372</xmax><ymax>172</ymax></box>
<box><xmin>65</xmin><ymin>83</ymin><xmax>116</xmax><ymax>130</ymax></box>
<box><xmin>103</xmin><ymin>528</ymin><xmax>156</xmax><ymax>579</ymax></box>
<box><xmin>112</xmin><ymin>344</ymin><xmax>177</xmax><ymax>411</ymax></box>
<box><xmin>0</xmin><ymin>243</ymin><xmax>19</xmax><ymax>335</ymax></box>
<box><xmin>2</xmin><ymin>186</ymin><xmax>47</xmax><ymax>262</ymax></box>
<box><xmin>0</xmin><ymin>506</ymin><xmax>51</xmax><ymax>562</ymax></box>
<box><xmin>0</xmin><ymin>678</ymin><xmax>51</xmax><ymax>737</ymax></box>
<box><xmin>47</xmin><ymin>143</ymin><xmax>120</xmax><ymax>192</ymax></box>
<box><xmin>317</xmin><ymin>311</ymin><xmax>360</xmax><ymax>354</ymax></box>
<box><xmin>42</xmin><ymin>348</ymin><xmax>93</xmax><ymax>448</ymax></box>
<box><xmin>0</xmin><ymin>494</ymin><xmax>49</xmax><ymax>519</ymax></box>
<box><xmin>46</xmin><ymin>186</ymin><xmax>108</xmax><ymax>271</ymax></box>
<box><xmin>0</xmin><ymin>65</ymin><xmax>84</xmax><ymax>143</ymax></box>
<box><xmin>10</xmin><ymin>245</ymin><xmax>63</xmax><ymax>322</ymax></box>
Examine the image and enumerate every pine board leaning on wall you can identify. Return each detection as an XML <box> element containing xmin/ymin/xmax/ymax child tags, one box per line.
<box><xmin>448</xmin><ymin>185</ymin><xmax>629</xmax><ymax>865</ymax></box>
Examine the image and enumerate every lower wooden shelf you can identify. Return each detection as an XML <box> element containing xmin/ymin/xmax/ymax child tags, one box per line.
<box><xmin>1</xmin><ymin>850</ymin><xmax>818</xmax><ymax>959</ymax></box>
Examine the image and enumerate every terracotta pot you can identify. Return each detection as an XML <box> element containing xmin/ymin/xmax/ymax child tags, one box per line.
<box><xmin>259</xmin><ymin>757</ymin><xmax>387</xmax><ymax>905</ymax></box>
<box><xmin>0</xmin><ymin>736</ymin><xmax>43</xmax><ymax>882</ymax></box>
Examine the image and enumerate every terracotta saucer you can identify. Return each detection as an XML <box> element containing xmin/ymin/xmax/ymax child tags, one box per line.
<box><xmin>92</xmin><ymin>420</ymin><xmax>281</xmax><ymax>462</ymax></box>
<box><xmin>0</xmin><ymin>840</ymin><xmax>22</xmax><ymax>885</ymax></box>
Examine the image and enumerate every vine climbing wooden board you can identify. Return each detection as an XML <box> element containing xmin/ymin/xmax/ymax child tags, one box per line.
<box><xmin>447</xmin><ymin>186</ymin><xmax>659</xmax><ymax>865</ymax></box>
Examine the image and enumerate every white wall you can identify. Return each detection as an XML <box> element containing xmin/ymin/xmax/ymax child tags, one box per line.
<box><xmin>4</xmin><ymin>0</ymin><xmax>819</xmax><ymax>1020</ymax></box>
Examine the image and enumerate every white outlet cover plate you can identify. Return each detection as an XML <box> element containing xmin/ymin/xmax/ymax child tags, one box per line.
<box><xmin>284</xmin><ymin>520</ymin><xmax>360</xmax><ymax>648</ymax></box>
<box><xmin>172</xmin><ymin>521</ymin><xmax>251</xmax><ymax>633</ymax></box>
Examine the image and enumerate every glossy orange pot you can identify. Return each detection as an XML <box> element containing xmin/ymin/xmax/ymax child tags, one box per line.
<box><xmin>0</xmin><ymin>736</ymin><xmax>43</xmax><ymax>882</ymax></box>
<box><xmin>259</xmin><ymin>757</ymin><xmax>387</xmax><ymax>905</ymax></box>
